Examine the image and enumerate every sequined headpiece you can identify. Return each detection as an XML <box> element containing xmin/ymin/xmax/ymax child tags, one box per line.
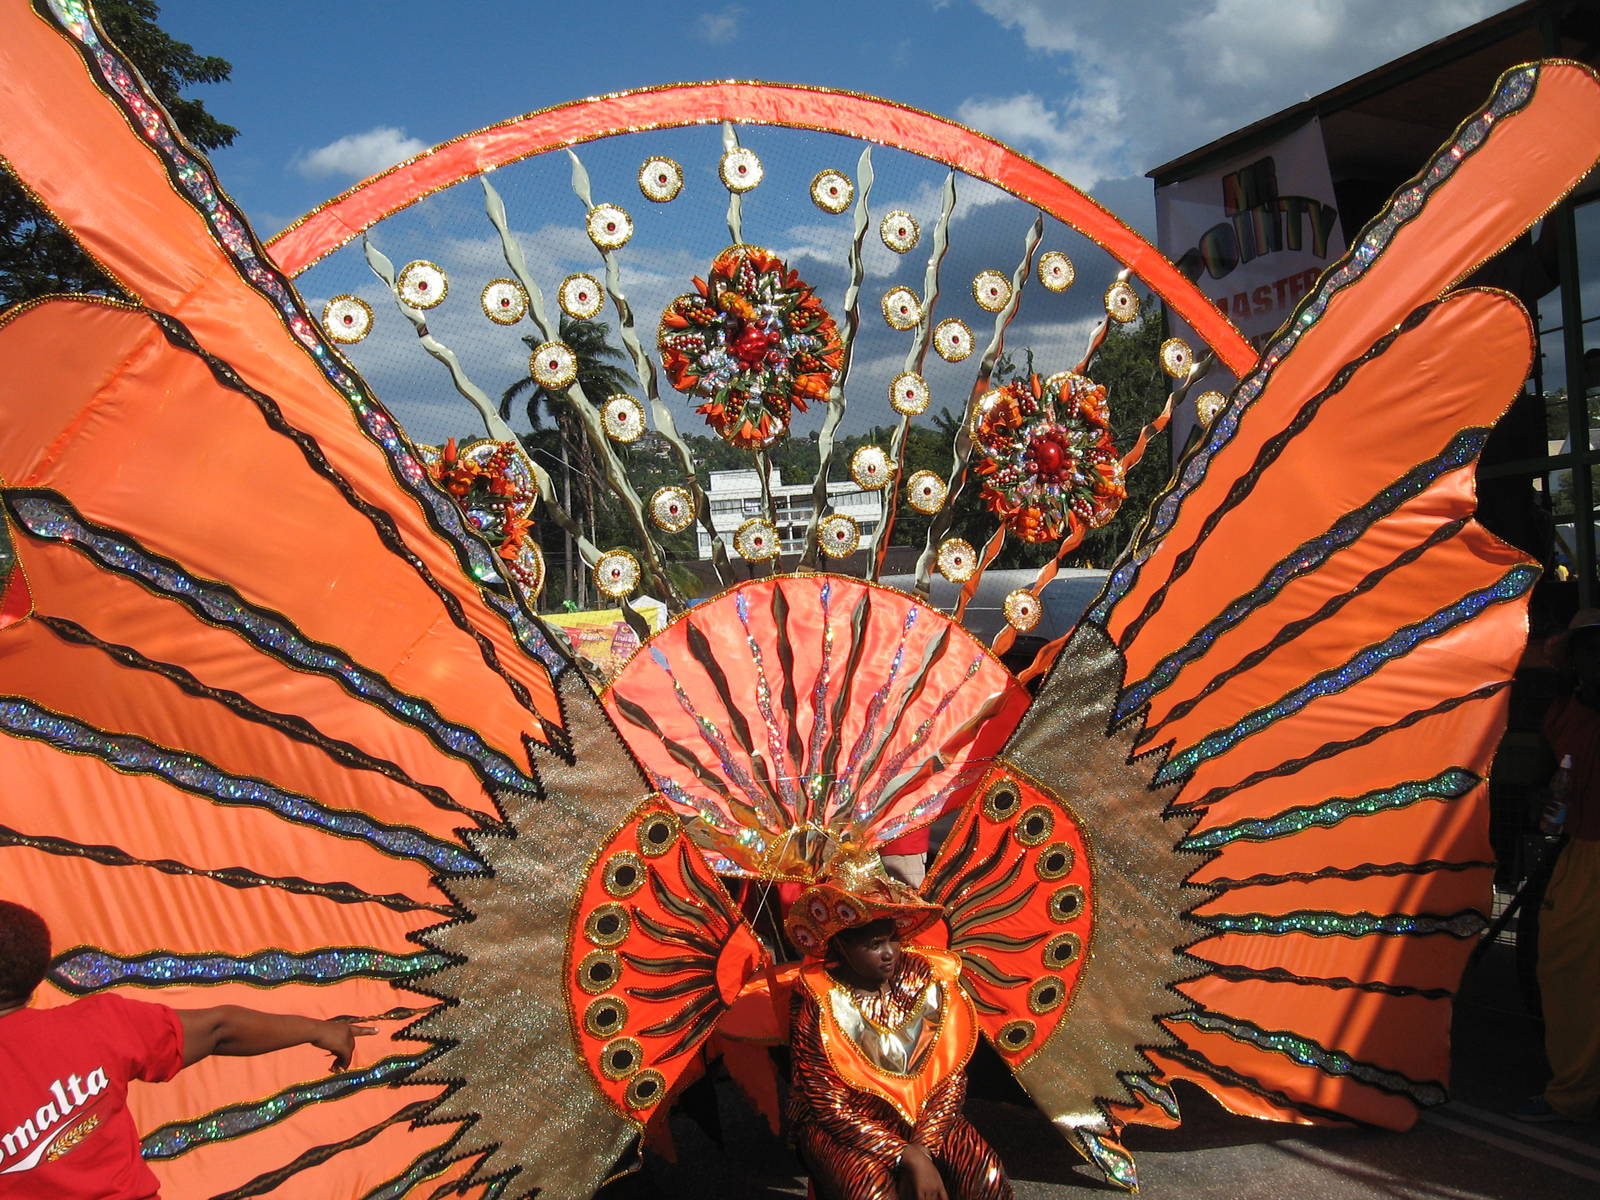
<box><xmin>783</xmin><ymin>843</ymin><xmax>944</xmax><ymax>957</ymax></box>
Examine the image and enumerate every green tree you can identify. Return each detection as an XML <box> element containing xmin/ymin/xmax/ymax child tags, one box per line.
<box><xmin>0</xmin><ymin>0</ymin><xmax>238</xmax><ymax>310</ymax></box>
<box><xmin>502</xmin><ymin>317</ymin><xmax>638</xmax><ymax>606</ymax></box>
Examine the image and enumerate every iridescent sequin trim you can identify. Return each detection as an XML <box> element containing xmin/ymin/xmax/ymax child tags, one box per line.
<box><xmin>0</xmin><ymin>696</ymin><xmax>480</xmax><ymax>875</ymax></box>
<box><xmin>8</xmin><ymin>493</ymin><xmax>537</xmax><ymax>796</ymax></box>
<box><xmin>1165</xmin><ymin>1011</ymin><xmax>1447</xmax><ymax>1105</ymax></box>
<box><xmin>43</xmin><ymin>0</ymin><xmax>557</xmax><ymax>671</ymax></box>
<box><xmin>1154</xmin><ymin>565</ymin><xmax>1537</xmax><ymax>785</ymax></box>
<box><xmin>51</xmin><ymin>947</ymin><xmax>448</xmax><ymax>992</ymax></box>
<box><xmin>139</xmin><ymin>1052</ymin><xmax>434</xmax><ymax>1159</ymax></box>
<box><xmin>1198</xmin><ymin>909</ymin><xmax>1485</xmax><ymax>938</ymax></box>
<box><xmin>1093</xmin><ymin>65</ymin><xmax>1539</xmax><ymax>624</ymax></box>
<box><xmin>1115</xmin><ymin>430</ymin><xmax>1488</xmax><ymax>722</ymax></box>
<box><xmin>1180</xmin><ymin>768</ymin><xmax>1476</xmax><ymax>850</ymax></box>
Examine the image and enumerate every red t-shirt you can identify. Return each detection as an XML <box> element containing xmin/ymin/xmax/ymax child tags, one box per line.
<box><xmin>1545</xmin><ymin>693</ymin><xmax>1600</xmax><ymax>842</ymax></box>
<box><xmin>0</xmin><ymin>995</ymin><xmax>183</xmax><ymax>1199</ymax></box>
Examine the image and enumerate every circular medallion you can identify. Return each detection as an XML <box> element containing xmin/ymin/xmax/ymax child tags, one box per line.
<box><xmin>658</xmin><ymin>245</ymin><xmax>842</xmax><ymax>449</ymax></box>
<box><xmin>636</xmin><ymin>810</ymin><xmax>679</xmax><ymax>857</ymax></box>
<box><xmin>602</xmin><ymin>851</ymin><xmax>645</xmax><ymax>898</ymax></box>
<box><xmin>889</xmin><ymin>371</ymin><xmax>930</xmax><ymax>416</ymax></box>
<box><xmin>817</xmin><ymin>513</ymin><xmax>861</xmax><ymax>559</ymax></box>
<box><xmin>881</xmin><ymin>286</ymin><xmax>924</xmax><ymax>331</ymax></box>
<box><xmin>982</xmin><ymin>779</ymin><xmax>1021</xmax><ymax>822</ymax></box>
<box><xmin>396</xmin><ymin>260</ymin><xmax>448</xmax><ymax>309</ymax></box>
<box><xmin>905</xmin><ymin>470</ymin><xmax>947</xmax><ymax>515</ymax></box>
<box><xmin>1159</xmin><ymin>337</ymin><xmax>1194</xmax><ymax>379</ymax></box>
<box><xmin>933</xmin><ymin>318</ymin><xmax>973</xmax><ymax>362</ymax></box>
<box><xmin>1104</xmin><ymin>279</ymin><xmax>1139</xmax><ymax>324</ymax></box>
<box><xmin>584</xmin><ymin>995</ymin><xmax>629</xmax><ymax>1039</ymax></box>
<box><xmin>996</xmin><ymin>1019</ymin><xmax>1036</xmax><ymax>1054</ymax></box>
<box><xmin>1003</xmin><ymin>588</ymin><xmax>1041</xmax><ymax>632</ymax></box>
<box><xmin>322</xmin><ymin>295</ymin><xmax>373</xmax><ymax>343</ymax></box>
<box><xmin>720</xmin><ymin>146</ymin><xmax>763</xmax><ymax>192</ymax></box>
<box><xmin>1043</xmin><ymin>931</ymin><xmax>1081</xmax><ymax>970</ymax></box>
<box><xmin>559</xmin><ymin>273</ymin><xmax>605</xmax><ymax>320</ymax></box>
<box><xmin>638</xmin><ymin>156</ymin><xmax>684</xmax><ymax>202</ymax></box>
<box><xmin>625</xmin><ymin>1069</ymin><xmax>666</xmax><ymax>1111</ymax></box>
<box><xmin>968</xmin><ymin>373</ymin><xmax>1126</xmax><ymax>543</ymax></box>
<box><xmin>480</xmin><ymin>278</ymin><xmax>528</xmax><ymax>325</ymax></box>
<box><xmin>530</xmin><ymin>341</ymin><xmax>578</xmax><ymax>390</ymax></box>
<box><xmin>650</xmin><ymin>486</ymin><xmax>695</xmax><ymax>533</ymax></box>
<box><xmin>584</xmin><ymin>903</ymin><xmax>631</xmax><ymax>947</ymax></box>
<box><xmin>880</xmin><ymin>210</ymin><xmax>920</xmax><ymax>253</ymax></box>
<box><xmin>586</xmin><ymin>204</ymin><xmax>634</xmax><ymax>250</ymax></box>
<box><xmin>1035</xmin><ymin>841</ymin><xmax>1076</xmax><ymax>881</ymax></box>
<box><xmin>1038</xmin><ymin>251</ymin><xmax>1075</xmax><ymax>292</ymax></box>
<box><xmin>972</xmin><ymin>270</ymin><xmax>1012</xmax><ymax>312</ymax></box>
<box><xmin>1028</xmin><ymin>976</ymin><xmax>1067</xmax><ymax>1016</ymax></box>
<box><xmin>734</xmin><ymin>518</ymin><xmax>780</xmax><ymax>562</ymax></box>
<box><xmin>602</xmin><ymin>394</ymin><xmax>645</xmax><ymax>443</ymax></box>
<box><xmin>849</xmin><ymin>445</ymin><xmax>894</xmax><ymax>491</ymax></box>
<box><xmin>1195</xmin><ymin>390</ymin><xmax>1227</xmax><ymax>426</ymax></box>
<box><xmin>594</xmin><ymin>550</ymin><xmax>641</xmax><ymax>598</ymax></box>
<box><xmin>936</xmin><ymin>537</ymin><xmax>976</xmax><ymax>581</ymax></box>
<box><xmin>600</xmin><ymin>1036</ymin><xmax>644</xmax><ymax>1081</ymax></box>
<box><xmin>1048</xmin><ymin>884</ymin><xmax>1085</xmax><ymax>923</ymax></box>
<box><xmin>1016</xmin><ymin>803</ymin><xmax>1055</xmax><ymax>847</ymax></box>
<box><xmin>576</xmin><ymin>949</ymin><xmax>622</xmax><ymax>994</ymax></box>
<box><xmin>810</xmin><ymin>169</ymin><xmax>854</xmax><ymax>213</ymax></box>
<box><xmin>788</xmin><ymin>922</ymin><xmax>821</xmax><ymax>954</ymax></box>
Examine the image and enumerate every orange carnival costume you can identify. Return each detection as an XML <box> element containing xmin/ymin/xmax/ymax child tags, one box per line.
<box><xmin>783</xmin><ymin>862</ymin><xmax>1009</xmax><ymax>1200</ymax></box>
<box><xmin>2</xmin><ymin>2</ymin><xmax>1600</xmax><ymax>1196</ymax></box>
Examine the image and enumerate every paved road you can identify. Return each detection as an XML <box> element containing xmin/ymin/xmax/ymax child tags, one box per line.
<box><xmin>601</xmin><ymin>941</ymin><xmax>1599</xmax><ymax>1199</ymax></box>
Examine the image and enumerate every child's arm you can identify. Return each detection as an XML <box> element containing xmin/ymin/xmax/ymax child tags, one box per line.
<box><xmin>178</xmin><ymin>1007</ymin><xmax>374</xmax><ymax>1070</ymax></box>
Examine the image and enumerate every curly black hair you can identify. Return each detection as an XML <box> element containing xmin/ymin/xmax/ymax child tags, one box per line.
<box><xmin>0</xmin><ymin>901</ymin><xmax>51</xmax><ymax>1003</ymax></box>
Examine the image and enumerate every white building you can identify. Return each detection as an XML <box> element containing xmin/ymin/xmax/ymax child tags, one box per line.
<box><xmin>699</xmin><ymin>468</ymin><xmax>880</xmax><ymax>559</ymax></box>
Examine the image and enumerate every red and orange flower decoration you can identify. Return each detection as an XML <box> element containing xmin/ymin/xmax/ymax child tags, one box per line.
<box><xmin>658</xmin><ymin>245</ymin><xmax>843</xmax><ymax>449</ymax></box>
<box><xmin>970</xmin><ymin>372</ymin><xmax>1126</xmax><ymax>543</ymax></box>
<box><xmin>423</xmin><ymin>438</ymin><xmax>544</xmax><ymax>592</ymax></box>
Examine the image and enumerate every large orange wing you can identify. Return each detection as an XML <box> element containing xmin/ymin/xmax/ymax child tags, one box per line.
<box><xmin>1081</xmin><ymin>61</ymin><xmax>1600</xmax><ymax>1131</ymax></box>
<box><xmin>0</xmin><ymin>3</ymin><xmax>564</xmax><ymax>1196</ymax></box>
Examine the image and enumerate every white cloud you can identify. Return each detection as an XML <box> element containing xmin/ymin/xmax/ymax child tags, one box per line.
<box><xmin>293</xmin><ymin>126</ymin><xmax>429</xmax><ymax>180</ymax></box>
<box><xmin>961</xmin><ymin>0</ymin><xmax>1516</xmax><ymax>181</ymax></box>
<box><xmin>695</xmin><ymin>5</ymin><xmax>744</xmax><ymax>44</ymax></box>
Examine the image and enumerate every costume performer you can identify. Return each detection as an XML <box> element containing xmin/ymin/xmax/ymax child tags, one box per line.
<box><xmin>0</xmin><ymin>902</ymin><xmax>370</xmax><ymax>1200</ymax></box>
<box><xmin>1</xmin><ymin>3</ymin><xmax>1599</xmax><ymax>1196</ymax></box>
<box><xmin>785</xmin><ymin>860</ymin><xmax>1010</xmax><ymax>1200</ymax></box>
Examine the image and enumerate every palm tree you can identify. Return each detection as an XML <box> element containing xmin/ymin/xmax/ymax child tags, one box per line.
<box><xmin>501</xmin><ymin>317</ymin><xmax>637</xmax><ymax>607</ymax></box>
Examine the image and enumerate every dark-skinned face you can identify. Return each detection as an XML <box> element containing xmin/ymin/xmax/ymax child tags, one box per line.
<box><xmin>832</xmin><ymin>918</ymin><xmax>901</xmax><ymax>988</ymax></box>
<box><xmin>1573</xmin><ymin>629</ymin><xmax>1600</xmax><ymax>699</ymax></box>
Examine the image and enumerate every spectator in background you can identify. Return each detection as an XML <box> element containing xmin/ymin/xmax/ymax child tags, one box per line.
<box><xmin>1514</xmin><ymin>610</ymin><xmax>1600</xmax><ymax>1122</ymax></box>
<box><xmin>0</xmin><ymin>900</ymin><xmax>372</xmax><ymax>1198</ymax></box>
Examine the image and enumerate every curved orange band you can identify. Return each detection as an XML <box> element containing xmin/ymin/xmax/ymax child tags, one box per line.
<box><xmin>267</xmin><ymin>81</ymin><xmax>1254</xmax><ymax>375</ymax></box>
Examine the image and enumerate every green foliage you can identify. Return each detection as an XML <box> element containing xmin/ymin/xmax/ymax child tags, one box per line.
<box><xmin>0</xmin><ymin>0</ymin><xmax>238</xmax><ymax>310</ymax></box>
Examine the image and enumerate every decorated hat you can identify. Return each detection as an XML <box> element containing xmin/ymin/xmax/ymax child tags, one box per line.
<box><xmin>783</xmin><ymin>843</ymin><xmax>944</xmax><ymax>957</ymax></box>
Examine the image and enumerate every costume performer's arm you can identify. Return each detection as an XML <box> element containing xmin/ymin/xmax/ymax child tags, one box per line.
<box><xmin>790</xmin><ymin>988</ymin><xmax>909</xmax><ymax>1163</ymax></box>
<box><xmin>909</xmin><ymin>1069</ymin><xmax>966</xmax><ymax>1157</ymax></box>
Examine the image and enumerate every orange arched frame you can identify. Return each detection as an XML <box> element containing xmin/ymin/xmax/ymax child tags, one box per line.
<box><xmin>266</xmin><ymin>81</ymin><xmax>1256</xmax><ymax>376</ymax></box>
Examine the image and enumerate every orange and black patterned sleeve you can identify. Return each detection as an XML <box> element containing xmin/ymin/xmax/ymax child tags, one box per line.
<box><xmin>909</xmin><ymin>1068</ymin><xmax>966</xmax><ymax>1156</ymax></box>
<box><xmin>788</xmin><ymin>987</ymin><xmax>909</xmax><ymax>1164</ymax></box>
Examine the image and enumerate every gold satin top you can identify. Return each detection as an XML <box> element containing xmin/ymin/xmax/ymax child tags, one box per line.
<box><xmin>827</xmin><ymin>972</ymin><xmax>943</xmax><ymax>1076</ymax></box>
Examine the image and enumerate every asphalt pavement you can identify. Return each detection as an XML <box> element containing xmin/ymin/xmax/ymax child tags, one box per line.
<box><xmin>598</xmin><ymin>934</ymin><xmax>1600</xmax><ymax>1199</ymax></box>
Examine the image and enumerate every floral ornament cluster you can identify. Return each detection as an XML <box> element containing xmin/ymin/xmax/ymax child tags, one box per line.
<box><xmin>421</xmin><ymin>439</ymin><xmax>544</xmax><ymax>593</ymax></box>
<box><xmin>658</xmin><ymin>245</ymin><xmax>843</xmax><ymax>449</ymax></box>
<box><xmin>970</xmin><ymin>372</ymin><xmax>1127</xmax><ymax>544</ymax></box>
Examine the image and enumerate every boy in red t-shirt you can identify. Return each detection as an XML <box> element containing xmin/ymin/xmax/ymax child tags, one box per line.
<box><xmin>0</xmin><ymin>901</ymin><xmax>372</xmax><ymax>1199</ymax></box>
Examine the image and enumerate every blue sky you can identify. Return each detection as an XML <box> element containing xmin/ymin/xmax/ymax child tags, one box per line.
<box><xmin>150</xmin><ymin>1</ymin><xmax>1519</xmax><ymax>444</ymax></box>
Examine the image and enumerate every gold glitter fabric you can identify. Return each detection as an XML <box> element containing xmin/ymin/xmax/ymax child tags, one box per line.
<box><xmin>788</xmin><ymin>952</ymin><xmax>1012</xmax><ymax>1200</ymax></box>
<box><xmin>997</xmin><ymin>622</ymin><xmax>1202</xmax><ymax>1145</ymax></box>
<box><xmin>412</xmin><ymin>671</ymin><xmax>653</xmax><ymax>1199</ymax></box>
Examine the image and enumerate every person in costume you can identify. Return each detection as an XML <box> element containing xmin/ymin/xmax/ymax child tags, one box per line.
<box><xmin>784</xmin><ymin>853</ymin><xmax>1012</xmax><ymax>1200</ymax></box>
<box><xmin>1516</xmin><ymin>610</ymin><xmax>1600</xmax><ymax>1122</ymax></box>
<box><xmin>0</xmin><ymin>901</ymin><xmax>373</xmax><ymax>1199</ymax></box>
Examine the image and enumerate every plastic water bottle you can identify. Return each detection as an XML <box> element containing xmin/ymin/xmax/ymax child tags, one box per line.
<box><xmin>1546</xmin><ymin>754</ymin><xmax>1573</xmax><ymax>834</ymax></box>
